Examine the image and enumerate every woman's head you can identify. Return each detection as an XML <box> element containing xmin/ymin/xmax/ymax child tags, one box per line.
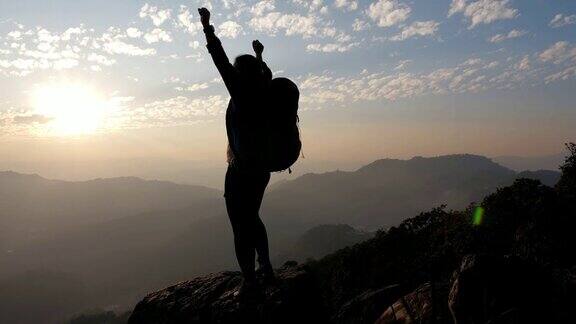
<box><xmin>234</xmin><ymin>54</ymin><xmax>262</xmax><ymax>80</ymax></box>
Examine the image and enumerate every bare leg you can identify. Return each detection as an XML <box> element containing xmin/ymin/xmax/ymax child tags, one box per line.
<box><xmin>254</xmin><ymin>216</ymin><xmax>271</xmax><ymax>269</ymax></box>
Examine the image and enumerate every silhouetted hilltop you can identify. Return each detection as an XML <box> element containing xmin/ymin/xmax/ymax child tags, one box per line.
<box><xmin>263</xmin><ymin>154</ymin><xmax>557</xmax><ymax>230</ymax></box>
<box><xmin>516</xmin><ymin>169</ymin><xmax>560</xmax><ymax>186</ymax></box>
<box><xmin>358</xmin><ymin>154</ymin><xmax>506</xmax><ymax>174</ymax></box>
<box><xmin>128</xmin><ymin>145</ymin><xmax>576</xmax><ymax>323</ymax></box>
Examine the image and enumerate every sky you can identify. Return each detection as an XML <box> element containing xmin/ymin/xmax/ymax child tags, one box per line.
<box><xmin>0</xmin><ymin>0</ymin><xmax>575</xmax><ymax>185</ymax></box>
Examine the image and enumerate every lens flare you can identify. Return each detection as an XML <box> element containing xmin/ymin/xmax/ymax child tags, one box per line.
<box><xmin>473</xmin><ymin>206</ymin><xmax>484</xmax><ymax>226</ymax></box>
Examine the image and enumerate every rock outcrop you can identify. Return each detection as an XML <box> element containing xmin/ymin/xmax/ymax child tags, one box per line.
<box><xmin>331</xmin><ymin>284</ymin><xmax>402</xmax><ymax>324</ymax></box>
<box><xmin>375</xmin><ymin>283</ymin><xmax>450</xmax><ymax>324</ymax></box>
<box><xmin>375</xmin><ymin>285</ymin><xmax>431</xmax><ymax>324</ymax></box>
<box><xmin>127</xmin><ymin>263</ymin><xmax>326</xmax><ymax>324</ymax></box>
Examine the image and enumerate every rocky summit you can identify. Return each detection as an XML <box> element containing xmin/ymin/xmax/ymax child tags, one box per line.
<box><xmin>127</xmin><ymin>262</ymin><xmax>326</xmax><ymax>324</ymax></box>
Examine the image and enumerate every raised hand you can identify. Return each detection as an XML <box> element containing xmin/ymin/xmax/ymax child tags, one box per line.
<box><xmin>198</xmin><ymin>7</ymin><xmax>211</xmax><ymax>27</ymax></box>
<box><xmin>252</xmin><ymin>40</ymin><xmax>264</xmax><ymax>56</ymax></box>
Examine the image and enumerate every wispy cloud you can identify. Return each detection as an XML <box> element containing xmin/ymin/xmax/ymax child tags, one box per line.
<box><xmin>448</xmin><ymin>0</ymin><xmax>517</xmax><ymax>28</ymax></box>
<box><xmin>139</xmin><ymin>3</ymin><xmax>172</xmax><ymax>27</ymax></box>
<box><xmin>335</xmin><ymin>0</ymin><xmax>358</xmax><ymax>12</ymax></box>
<box><xmin>488</xmin><ymin>29</ymin><xmax>526</xmax><ymax>43</ymax></box>
<box><xmin>366</xmin><ymin>0</ymin><xmax>411</xmax><ymax>28</ymax></box>
<box><xmin>390</xmin><ymin>21</ymin><xmax>439</xmax><ymax>41</ymax></box>
<box><xmin>352</xmin><ymin>18</ymin><xmax>369</xmax><ymax>31</ymax></box>
<box><xmin>218</xmin><ymin>21</ymin><xmax>244</xmax><ymax>39</ymax></box>
<box><xmin>143</xmin><ymin>28</ymin><xmax>172</xmax><ymax>44</ymax></box>
<box><xmin>549</xmin><ymin>13</ymin><xmax>576</xmax><ymax>28</ymax></box>
<box><xmin>102</xmin><ymin>39</ymin><xmax>156</xmax><ymax>56</ymax></box>
<box><xmin>306</xmin><ymin>42</ymin><xmax>358</xmax><ymax>53</ymax></box>
<box><xmin>539</xmin><ymin>41</ymin><xmax>576</xmax><ymax>64</ymax></box>
<box><xmin>121</xmin><ymin>95</ymin><xmax>226</xmax><ymax>128</ymax></box>
<box><xmin>249</xmin><ymin>12</ymin><xmax>320</xmax><ymax>38</ymax></box>
<box><xmin>297</xmin><ymin>42</ymin><xmax>576</xmax><ymax>109</ymax></box>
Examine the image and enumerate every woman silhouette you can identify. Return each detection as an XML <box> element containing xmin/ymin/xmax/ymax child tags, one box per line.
<box><xmin>198</xmin><ymin>7</ymin><xmax>274</xmax><ymax>297</ymax></box>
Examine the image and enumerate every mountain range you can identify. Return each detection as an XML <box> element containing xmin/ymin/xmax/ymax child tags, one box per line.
<box><xmin>0</xmin><ymin>154</ymin><xmax>561</xmax><ymax>324</ymax></box>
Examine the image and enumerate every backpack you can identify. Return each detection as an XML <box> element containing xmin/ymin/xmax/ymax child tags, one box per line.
<box><xmin>265</xmin><ymin>77</ymin><xmax>302</xmax><ymax>173</ymax></box>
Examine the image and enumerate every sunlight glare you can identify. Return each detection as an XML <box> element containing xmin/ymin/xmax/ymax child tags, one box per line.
<box><xmin>31</xmin><ymin>83</ymin><xmax>111</xmax><ymax>136</ymax></box>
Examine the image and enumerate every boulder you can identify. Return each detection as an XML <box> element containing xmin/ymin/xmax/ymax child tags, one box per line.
<box><xmin>331</xmin><ymin>284</ymin><xmax>402</xmax><ymax>324</ymax></box>
<box><xmin>374</xmin><ymin>282</ymin><xmax>449</xmax><ymax>324</ymax></box>
<box><xmin>127</xmin><ymin>263</ymin><xmax>326</xmax><ymax>324</ymax></box>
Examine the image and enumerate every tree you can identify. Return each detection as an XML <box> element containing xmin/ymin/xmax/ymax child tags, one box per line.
<box><xmin>556</xmin><ymin>142</ymin><xmax>576</xmax><ymax>198</ymax></box>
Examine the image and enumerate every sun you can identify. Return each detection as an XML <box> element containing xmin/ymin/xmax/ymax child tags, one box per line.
<box><xmin>31</xmin><ymin>82</ymin><xmax>111</xmax><ymax>136</ymax></box>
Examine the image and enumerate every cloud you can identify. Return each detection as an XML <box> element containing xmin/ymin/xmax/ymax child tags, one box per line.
<box><xmin>448</xmin><ymin>0</ymin><xmax>467</xmax><ymax>17</ymax></box>
<box><xmin>335</xmin><ymin>0</ymin><xmax>358</xmax><ymax>12</ymax></box>
<box><xmin>176</xmin><ymin>6</ymin><xmax>202</xmax><ymax>35</ymax></box>
<box><xmin>366</xmin><ymin>0</ymin><xmax>411</xmax><ymax>28</ymax></box>
<box><xmin>549</xmin><ymin>14</ymin><xmax>576</xmax><ymax>28</ymax></box>
<box><xmin>126</xmin><ymin>27</ymin><xmax>142</xmax><ymax>38</ymax></box>
<box><xmin>251</xmin><ymin>0</ymin><xmax>276</xmax><ymax>16</ymax></box>
<box><xmin>218</xmin><ymin>21</ymin><xmax>244</xmax><ymax>39</ymax></box>
<box><xmin>175</xmin><ymin>82</ymin><xmax>211</xmax><ymax>92</ymax></box>
<box><xmin>139</xmin><ymin>3</ymin><xmax>171</xmax><ymax>26</ymax></box>
<box><xmin>0</xmin><ymin>24</ymin><xmax>161</xmax><ymax>75</ymax></box>
<box><xmin>0</xmin><ymin>56</ymin><xmax>76</xmax><ymax>74</ymax></box>
<box><xmin>539</xmin><ymin>41</ymin><xmax>576</xmax><ymax>64</ymax></box>
<box><xmin>0</xmin><ymin>106</ymin><xmax>57</xmax><ymax>134</ymax></box>
<box><xmin>126</xmin><ymin>95</ymin><xmax>226</xmax><ymax>127</ymax></box>
<box><xmin>7</xmin><ymin>30</ymin><xmax>22</xmax><ymax>40</ymax></box>
<box><xmin>306</xmin><ymin>42</ymin><xmax>358</xmax><ymax>53</ymax></box>
<box><xmin>390</xmin><ymin>20</ymin><xmax>439</xmax><ymax>41</ymax></box>
<box><xmin>143</xmin><ymin>28</ymin><xmax>172</xmax><ymax>44</ymax></box>
<box><xmin>37</xmin><ymin>28</ymin><xmax>60</xmax><ymax>43</ymax></box>
<box><xmin>0</xmin><ymin>25</ymin><xmax>99</xmax><ymax>75</ymax></box>
<box><xmin>292</xmin><ymin>0</ymin><xmax>327</xmax><ymax>13</ymax></box>
<box><xmin>393</xmin><ymin>59</ymin><xmax>412</xmax><ymax>70</ymax></box>
<box><xmin>103</xmin><ymin>40</ymin><xmax>157</xmax><ymax>56</ymax></box>
<box><xmin>515</xmin><ymin>55</ymin><xmax>530</xmax><ymax>71</ymax></box>
<box><xmin>87</xmin><ymin>53</ymin><xmax>116</xmax><ymax>66</ymax></box>
<box><xmin>295</xmin><ymin>50</ymin><xmax>574</xmax><ymax>108</ymax></box>
<box><xmin>448</xmin><ymin>0</ymin><xmax>518</xmax><ymax>29</ymax></box>
<box><xmin>488</xmin><ymin>29</ymin><xmax>526</xmax><ymax>43</ymax></box>
<box><xmin>545</xmin><ymin>66</ymin><xmax>576</xmax><ymax>84</ymax></box>
<box><xmin>352</xmin><ymin>18</ymin><xmax>369</xmax><ymax>31</ymax></box>
<box><xmin>249</xmin><ymin>12</ymin><xmax>321</xmax><ymax>39</ymax></box>
<box><xmin>12</xmin><ymin>114</ymin><xmax>52</xmax><ymax>124</ymax></box>
<box><xmin>61</xmin><ymin>27</ymin><xmax>85</xmax><ymax>41</ymax></box>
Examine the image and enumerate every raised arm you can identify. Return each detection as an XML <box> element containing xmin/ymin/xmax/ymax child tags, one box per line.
<box><xmin>252</xmin><ymin>40</ymin><xmax>272</xmax><ymax>81</ymax></box>
<box><xmin>198</xmin><ymin>8</ymin><xmax>238</xmax><ymax>96</ymax></box>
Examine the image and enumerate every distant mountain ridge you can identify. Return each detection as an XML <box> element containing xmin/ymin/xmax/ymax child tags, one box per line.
<box><xmin>263</xmin><ymin>154</ymin><xmax>559</xmax><ymax>230</ymax></box>
<box><xmin>0</xmin><ymin>171</ymin><xmax>221</xmax><ymax>249</ymax></box>
<box><xmin>494</xmin><ymin>153</ymin><xmax>564</xmax><ymax>171</ymax></box>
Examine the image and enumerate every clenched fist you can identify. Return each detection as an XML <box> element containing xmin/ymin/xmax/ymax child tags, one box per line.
<box><xmin>252</xmin><ymin>40</ymin><xmax>264</xmax><ymax>56</ymax></box>
<box><xmin>198</xmin><ymin>7</ymin><xmax>210</xmax><ymax>27</ymax></box>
